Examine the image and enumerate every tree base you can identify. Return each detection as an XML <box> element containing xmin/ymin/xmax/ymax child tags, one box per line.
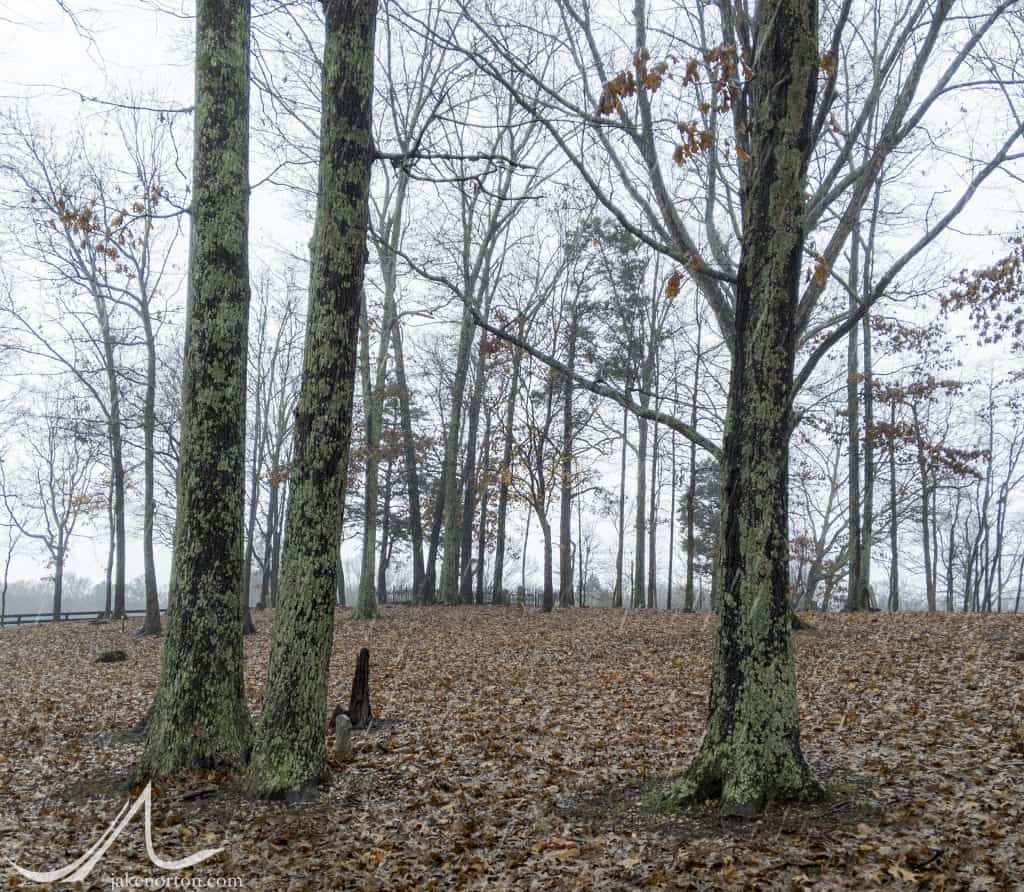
<box><xmin>137</xmin><ymin>691</ymin><xmax>250</xmax><ymax>782</ymax></box>
<box><xmin>244</xmin><ymin>738</ymin><xmax>328</xmax><ymax>800</ymax></box>
<box><xmin>351</xmin><ymin>603</ymin><xmax>378</xmax><ymax>620</ymax></box>
<box><xmin>665</xmin><ymin>738</ymin><xmax>823</xmax><ymax>817</ymax></box>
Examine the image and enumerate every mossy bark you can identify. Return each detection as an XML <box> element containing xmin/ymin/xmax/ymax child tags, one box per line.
<box><xmin>138</xmin><ymin>0</ymin><xmax>252</xmax><ymax>779</ymax></box>
<box><xmin>245</xmin><ymin>0</ymin><xmax>377</xmax><ymax>798</ymax></box>
<box><xmin>668</xmin><ymin>0</ymin><xmax>822</xmax><ymax>816</ymax></box>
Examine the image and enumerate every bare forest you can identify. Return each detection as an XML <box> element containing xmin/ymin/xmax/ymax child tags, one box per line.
<box><xmin>0</xmin><ymin>0</ymin><xmax>1022</xmax><ymax>887</ymax></box>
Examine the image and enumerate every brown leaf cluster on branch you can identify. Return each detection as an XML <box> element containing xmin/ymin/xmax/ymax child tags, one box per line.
<box><xmin>943</xmin><ymin>234</ymin><xmax>1024</xmax><ymax>352</ymax></box>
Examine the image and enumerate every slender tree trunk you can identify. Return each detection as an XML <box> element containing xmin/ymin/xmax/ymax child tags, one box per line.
<box><xmin>140</xmin><ymin>315</ymin><xmax>162</xmax><ymax>635</ymax></box>
<box><xmin>559</xmin><ymin>310</ymin><xmax>577</xmax><ymax>608</ymax></box>
<box><xmin>246</xmin><ymin>0</ymin><xmax>377</xmax><ymax>797</ymax></box>
<box><xmin>270</xmin><ymin>485</ymin><xmax>285</xmax><ymax>607</ymax></box>
<box><xmin>684</xmin><ymin>314</ymin><xmax>701</xmax><ymax>612</ymax></box>
<box><xmin>419</xmin><ymin>471</ymin><xmax>444</xmax><ymax>604</ymax></box>
<box><xmin>861</xmin><ymin>311</ymin><xmax>875</xmax><ymax>608</ymax></box>
<box><xmin>520</xmin><ymin>509</ymin><xmax>530</xmax><ymax>603</ymax></box>
<box><xmin>912</xmin><ymin>405</ymin><xmax>936</xmax><ymax>611</ymax></box>
<box><xmin>391</xmin><ymin>319</ymin><xmax>425</xmax><ymax>592</ymax></box>
<box><xmin>613</xmin><ymin>404</ymin><xmax>628</xmax><ymax>608</ymax></box>
<box><xmin>241</xmin><ymin>366</ymin><xmax>264</xmax><ymax>637</ymax></box>
<box><xmin>52</xmin><ymin>543</ymin><xmax>64</xmax><ymax>621</ymax></box>
<box><xmin>439</xmin><ymin>303</ymin><xmax>478</xmax><ymax>603</ymax></box>
<box><xmin>459</xmin><ymin>343</ymin><xmax>489</xmax><ymax>603</ymax></box>
<box><xmin>355</xmin><ymin>306</ymin><xmax>381</xmax><ymax>620</ymax></box>
<box><xmin>633</xmin><ymin>413</ymin><xmax>647</xmax><ymax>609</ymax></box>
<box><xmin>667</xmin><ymin>380</ymin><xmax>677</xmax><ymax>610</ymax></box>
<box><xmin>335</xmin><ymin>546</ymin><xmax>346</xmax><ymax>607</ymax></box>
<box><xmin>846</xmin><ymin>231</ymin><xmax>865</xmax><ymax>611</ymax></box>
<box><xmin>91</xmin><ymin>290</ymin><xmax>128</xmax><ymax>621</ymax></box>
<box><xmin>376</xmin><ymin>455</ymin><xmax>392</xmax><ymax>603</ymax></box>
<box><xmin>670</xmin><ymin>0</ymin><xmax>821</xmax><ymax>815</ymax></box>
<box><xmin>888</xmin><ymin>401</ymin><xmax>900</xmax><ymax>611</ymax></box>
<box><xmin>491</xmin><ymin>329</ymin><xmax>523</xmax><ymax>604</ymax></box>
<box><xmin>647</xmin><ymin>414</ymin><xmax>659</xmax><ymax>608</ymax></box>
<box><xmin>475</xmin><ymin>412</ymin><xmax>492</xmax><ymax>605</ymax></box>
<box><xmin>539</xmin><ymin>513</ymin><xmax>554</xmax><ymax>612</ymax></box>
<box><xmin>259</xmin><ymin>478</ymin><xmax>279</xmax><ymax>609</ymax></box>
<box><xmin>139</xmin><ymin>0</ymin><xmax>253</xmax><ymax>778</ymax></box>
<box><xmin>104</xmin><ymin>478</ymin><xmax>114</xmax><ymax>618</ymax></box>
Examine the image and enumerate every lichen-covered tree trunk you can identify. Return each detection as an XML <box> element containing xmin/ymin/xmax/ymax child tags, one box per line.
<box><xmin>245</xmin><ymin>0</ymin><xmax>377</xmax><ymax>798</ymax></box>
<box><xmin>138</xmin><ymin>0</ymin><xmax>252</xmax><ymax>779</ymax></box>
<box><xmin>669</xmin><ymin>0</ymin><xmax>821</xmax><ymax>816</ymax></box>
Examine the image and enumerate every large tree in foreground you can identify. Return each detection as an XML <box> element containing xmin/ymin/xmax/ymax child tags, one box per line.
<box><xmin>246</xmin><ymin>0</ymin><xmax>377</xmax><ymax>798</ymax></box>
<box><xmin>138</xmin><ymin>0</ymin><xmax>252</xmax><ymax>778</ymax></box>
<box><xmin>666</xmin><ymin>0</ymin><xmax>821</xmax><ymax>815</ymax></box>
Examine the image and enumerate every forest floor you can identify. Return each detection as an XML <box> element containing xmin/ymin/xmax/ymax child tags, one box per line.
<box><xmin>0</xmin><ymin>607</ymin><xmax>1021</xmax><ymax>890</ymax></box>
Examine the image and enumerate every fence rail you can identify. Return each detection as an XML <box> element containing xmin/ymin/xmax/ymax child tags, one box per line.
<box><xmin>0</xmin><ymin>608</ymin><xmax>152</xmax><ymax>628</ymax></box>
<box><xmin>376</xmin><ymin>588</ymin><xmax>548</xmax><ymax>607</ymax></box>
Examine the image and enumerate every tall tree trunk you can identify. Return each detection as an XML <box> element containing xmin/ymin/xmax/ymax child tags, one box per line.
<box><xmin>241</xmin><ymin>363</ymin><xmax>264</xmax><ymax>637</ymax></box>
<box><xmin>912</xmin><ymin>405</ymin><xmax>936</xmax><ymax>611</ymax></box>
<box><xmin>632</xmin><ymin>413</ymin><xmax>648</xmax><ymax>609</ymax></box>
<box><xmin>459</xmin><ymin>342</ymin><xmax>489</xmax><ymax>603</ymax></box>
<box><xmin>376</xmin><ymin>455</ymin><xmax>393</xmax><ymax>603</ymax></box>
<box><xmin>475</xmin><ymin>412</ymin><xmax>492</xmax><ymax>605</ymax></box>
<box><xmin>845</xmin><ymin>229</ymin><xmax>865</xmax><ymax>611</ymax></box>
<box><xmin>439</xmin><ymin>303</ymin><xmax>478</xmax><ymax>603</ymax></box>
<box><xmin>419</xmin><ymin>473</ymin><xmax>444</xmax><ymax>604</ymax></box>
<box><xmin>667</xmin><ymin>379</ymin><xmax>677</xmax><ymax>610</ymax></box>
<box><xmin>860</xmin><ymin>310</ymin><xmax>875</xmax><ymax>608</ymax></box>
<box><xmin>104</xmin><ymin>477</ymin><xmax>114</xmax><ymax>617</ymax></box>
<box><xmin>259</xmin><ymin>477</ymin><xmax>279</xmax><ymax>609</ymax></box>
<box><xmin>391</xmin><ymin>318</ymin><xmax>425</xmax><ymax>592</ymax></box>
<box><xmin>139</xmin><ymin>0</ymin><xmax>253</xmax><ymax>778</ymax></box>
<box><xmin>684</xmin><ymin>309</ymin><xmax>702</xmax><ymax>612</ymax></box>
<box><xmin>559</xmin><ymin>310</ymin><xmax>577</xmax><ymax>608</ymax></box>
<box><xmin>52</xmin><ymin>541</ymin><xmax>64</xmax><ymax>621</ymax></box>
<box><xmin>539</xmin><ymin>513</ymin><xmax>554</xmax><ymax>612</ymax></box>
<box><xmin>613</xmin><ymin>404</ymin><xmax>628</xmax><ymax>608</ymax></box>
<box><xmin>140</xmin><ymin>313</ymin><xmax>162</xmax><ymax>635</ymax></box>
<box><xmin>647</xmin><ymin>412</ymin><xmax>659</xmax><ymax>608</ymax></box>
<box><xmin>92</xmin><ymin>290</ymin><xmax>127</xmax><ymax>621</ymax></box>
<box><xmin>888</xmin><ymin>401</ymin><xmax>899</xmax><ymax>611</ymax></box>
<box><xmin>669</xmin><ymin>0</ymin><xmax>821</xmax><ymax>815</ymax></box>
<box><xmin>246</xmin><ymin>0</ymin><xmax>377</xmax><ymax>797</ymax></box>
<box><xmin>355</xmin><ymin>305</ymin><xmax>381</xmax><ymax>620</ymax></box>
<box><xmin>491</xmin><ymin>327</ymin><xmax>523</xmax><ymax>604</ymax></box>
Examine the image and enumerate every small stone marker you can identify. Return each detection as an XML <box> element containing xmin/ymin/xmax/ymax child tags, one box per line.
<box><xmin>334</xmin><ymin>713</ymin><xmax>353</xmax><ymax>759</ymax></box>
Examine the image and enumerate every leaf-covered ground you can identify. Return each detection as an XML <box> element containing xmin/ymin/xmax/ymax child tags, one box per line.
<box><xmin>0</xmin><ymin>607</ymin><xmax>1021</xmax><ymax>889</ymax></box>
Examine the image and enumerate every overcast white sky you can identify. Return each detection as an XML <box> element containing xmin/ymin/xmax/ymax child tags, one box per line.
<box><xmin>0</xmin><ymin>1</ymin><xmax>1020</xmax><ymax>599</ymax></box>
